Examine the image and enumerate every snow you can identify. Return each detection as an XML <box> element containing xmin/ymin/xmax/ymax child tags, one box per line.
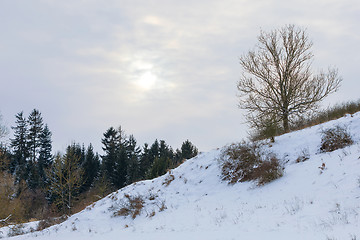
<box><xmin>2</xmin><ymin>113</ymin><xmax>360</xmax><ymax>240</ymax></box>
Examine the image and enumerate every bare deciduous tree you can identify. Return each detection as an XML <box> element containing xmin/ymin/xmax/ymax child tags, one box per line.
<box><xmin>0</xmin><ymin>113</ymin><xmax>8</xmax><ymax>140</ymax></box>
<box><xmin>48</xmin><ymin>152</ymin><xmax>84</xmax><ymax>215</ymax></box>
<box><xmin>238</xmin><ymin>24</ymin><xmax>342</xmax><ymax>134</ymax></box>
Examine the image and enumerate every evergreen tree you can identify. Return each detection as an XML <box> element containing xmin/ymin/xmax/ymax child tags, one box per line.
<box><xmin>81</xmin><ymin>144</ymin><xmax>100</xmax><ymax>192</ymax></box>
<box><xmin>180</xmin><ymin>140</ymin><xmax>198</xmax><ymax>160</ymax></box>
<box><xmin>11</xmin><ymin>109</ymin><xmax>53</xmax><ymax>189</ymax></box>
<box><xmin>113</xmin><ymin>143</ymin><xmax>128</xmax><ymax>189</ymax></box>
<box><xmin>26</xmin><ymin>109</ymin><xmax>44</xmax><ymax>189</ymax></box>
<box><xmin>148</xmin><ymin>156</ymin><xmax>171</xmax><ymax>179</ymax></box>
<box><xmin>139</xmin><ymin>143</ymin><xmax>151</xmax><ymax>179</ymax></box>
<box><xmin>101</xmin><ymin>126</ymin><xmax>128</xmax><ymax>189</ymax></box>
<box><xmin>159</xmin><ymin>140</ymin><xmax>174</xmax><ymax>160</ymax></box>
<box><xmin>149</xmin><ymin>139</ymin><xmax>160</xmax><ymax>164</ymax></box>
<box><xmin>146</xmin><ymin>140</ymin><xmax>173</xmax><ymax>179</ymax></box>
<box><xmin>101</xmin><ymin>127</ymin><xmax>120</xmax><ymax>189</ymax></box>
<box><xmin>38</xmin><ymin>124</ymin><xmax>53</xmax><ymax>187</ymax></box>
<box><xmin>126</xmin><ymin>135</ymin><xmax>141</xmax><ymax>184</ymax></box>
<box><xmin>10</xmin><ymin>112</ymin><xmax>29</xmax><ymax>181</ymax></box>
<box><xmin>27</xmin><ymin>109</ymin><xmax>44</xmax><ymax>163</ymax></box>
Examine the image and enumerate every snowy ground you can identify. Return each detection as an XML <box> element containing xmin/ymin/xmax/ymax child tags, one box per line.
<box><xmin>2</xmin><ymin>113</ymin><xmax>360</xmax><ymax>240</ymax></box>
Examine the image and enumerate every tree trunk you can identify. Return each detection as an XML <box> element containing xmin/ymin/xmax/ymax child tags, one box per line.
<box><xmin>282</xmin><ymin>114</ymin><xmax>290</xmax><ymax>133</ymax></box>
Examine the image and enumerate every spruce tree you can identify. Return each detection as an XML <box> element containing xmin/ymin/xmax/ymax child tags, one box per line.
<box><xmin>139</xmin><ymin>143</ymin><xmax>151</xmax><ymax>179</ymax></box>
<box><xmin>180</xmin><ymin>140</ymin><xmax>198</xmax><ymax>160</ymax></box>
<box><xmin>26</xmin><ymin>109</ymin><xmax>45</xmax><ymax>189</ymax></box>
<box><xmin>113</xmin><ymin>144</ymin><xmax>127</xmax><ymax>189</ymax></box>
<box><xmin>101</xmin><ymin>127</ymin><xmax>120</xmax><ymax>189</ymax></box>
<box><xmin>101</xmin><ymin>126</ymin><xmax>128</xmax><ymax>189</ymax></box>
<box><xmin>27</xmin><ymin>109</ymin><xmax>44</xmax><ymax>163</ymax></box>
<box><xmin>126</xmin><ymin>135</ymin><xmax>141</xmax><ymax>184</ymax></box>
<box><xmin>147</xmin><ymin>140</ymin><xmax>173</xmax><ymax>179</ymax></box>
<box><xmin>82</xmin><ymin>144</ymin><xmax>100</xmax><ymax>192</ymax></box>
<box><xmin>10</xmin><ymin>112</ymin><xmax>29</xmax><ymax>181</ymax></box>
<box><xmin>149</xmin><ymin>140</ymin><xmax>160</xmax><ymax>163</ymax></box>
<box><xmin>38</xmin><ymin>124</ymin><xmax>53</xmax><ymax>187</ymax></box>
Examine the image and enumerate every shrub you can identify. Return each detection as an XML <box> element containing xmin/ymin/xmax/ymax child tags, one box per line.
<box><xmin>295</xmin><ymin>148</ymin><xmax>310</xmax><ymax>163</ymax></box>
<box><xmin>319</xmin><ymin>125</ymin><xmax>353</xmax><ymax>153</ymax></box>
<box><xmin>220</xmin><ymin>142</ymin><xmax>283</xmax><ymax>186</ymax></box>
<box><xmin>112</xmin><ymin>194</ymin><xmax>144</xmax><ymax>219</ymax></box>
<box><xmin>220</xmin><ymin>142</ymin><xmax>261</xmax><ymax>184</ymax></box>
<box><xmin>252</xmin><ymin>157</ymin><xmax>283</xmax><ymax>185</ymax></box>
<box><xmin>7</xmin><ymin>224</ymin><xmax>25</xmax><ymax>237</ymax></box>
<box><xmin>36</xmin><ymin>215</ymin><xmax>68</xmax><ymax>231</ymax></box>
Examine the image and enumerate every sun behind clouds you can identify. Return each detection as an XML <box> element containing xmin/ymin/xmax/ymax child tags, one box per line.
<box><xmin>136</xmin><ymin>71</ymin><xmax>158</xmax><ymax>91</ymax></box>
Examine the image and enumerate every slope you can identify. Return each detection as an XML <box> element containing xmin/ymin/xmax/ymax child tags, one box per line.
<box><xmin>2</xmin><ymin>113</ymin><xmax>360</xmax><ymax>240</ymax></box>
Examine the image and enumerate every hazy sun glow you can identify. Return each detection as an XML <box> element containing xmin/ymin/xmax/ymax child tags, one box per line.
<box><xmin>136</xmin><ymin>71</ymin><xmax>158</xmax><ymax>90</ymax></box>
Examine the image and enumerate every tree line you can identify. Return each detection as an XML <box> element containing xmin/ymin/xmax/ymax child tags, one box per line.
<box><xmin>0</xmin><ymin>109</ymin><xmax>198</xmax><ymax>223</ymax></box>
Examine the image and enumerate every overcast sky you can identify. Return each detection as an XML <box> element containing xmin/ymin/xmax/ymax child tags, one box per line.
<box><xmin>1</xmin><ymin>0</ymin><xmax>359</xmax><ymax>153</ymax></box>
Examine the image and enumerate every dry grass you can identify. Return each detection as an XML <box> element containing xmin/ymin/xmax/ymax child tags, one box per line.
<box><xmin>295</xmin><ymin>148</ymin><xmax>310</xmax><ymax>163</ymax></box>
<box><xmin>162</xmin><ymin>173</ymin><xmax>175</xmax><ymax>187</ymax></box>
<box><xmin>251</xmin><ymin>100</ymin><xmax>360</xmax><ymax>141</ymax></box>
<box><xmin>113</xmin><ymin>194</ymin><xmax>145</xmax><ymax>219</ymax></box>
<box><xmin>7</xmin><ymin>224</ymin><xmax>25</xmax><ymax>237</ymax></box>
<box><xmin>36</xmin><ymin>215</ymin><xmax>68</xmax><ymax>231</ymax></box>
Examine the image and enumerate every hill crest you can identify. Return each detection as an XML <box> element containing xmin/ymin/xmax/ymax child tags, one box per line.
<box><xmin>2</xmin><ymin>112</ymin><xmax>360</xmax><ymax>240</ymax></box>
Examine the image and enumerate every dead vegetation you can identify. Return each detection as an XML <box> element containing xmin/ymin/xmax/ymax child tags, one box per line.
<box><xmin>112</xmin><ymin>194</ymin><xmax>145</xmax><ymax>219</ymax></box>
<box><xmin>296</xmin><ymin>148</ymin><xmax>310</xmax><ymax>163</ymax></box>
<box><xmin>219</xmin><ymin>142</ymin><xmax>283</xmax><ymax>186</ymax></box>
<box><xmin>36</xmin><ymin>215</ymin><xmax>68</xmax><ymax>231</ymax></box>
<box><xmin>162</xmin><ymin>173</ymin><xmax>175</xmax><ymax>187</ymax></box>
<box><xmin>320</xmin><ymin>125</ymin><xmax>353</xmax><ymax>153</ymax></box>
<box><xmin>110</xmin><ymin>191</ymin><xmax>168</xmax><ymax>220</ymax></box>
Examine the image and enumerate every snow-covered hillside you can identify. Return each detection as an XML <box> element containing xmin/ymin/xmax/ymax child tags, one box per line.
<box><xmin>3</xmin><ymin>113</ymin><xmax>360</xmax><ymax>240</ymax></box>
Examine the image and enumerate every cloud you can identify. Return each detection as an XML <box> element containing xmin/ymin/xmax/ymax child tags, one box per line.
<box><xmin>1</xmin><ymin>0</ymin><xmax>359</xmax><ymax>153</ymax></box>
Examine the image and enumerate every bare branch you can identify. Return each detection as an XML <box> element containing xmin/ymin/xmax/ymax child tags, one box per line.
<box><xmin>238</xmin><ymin>24</ymin><xmax>342</xmax><ymax>134</ymax></box>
